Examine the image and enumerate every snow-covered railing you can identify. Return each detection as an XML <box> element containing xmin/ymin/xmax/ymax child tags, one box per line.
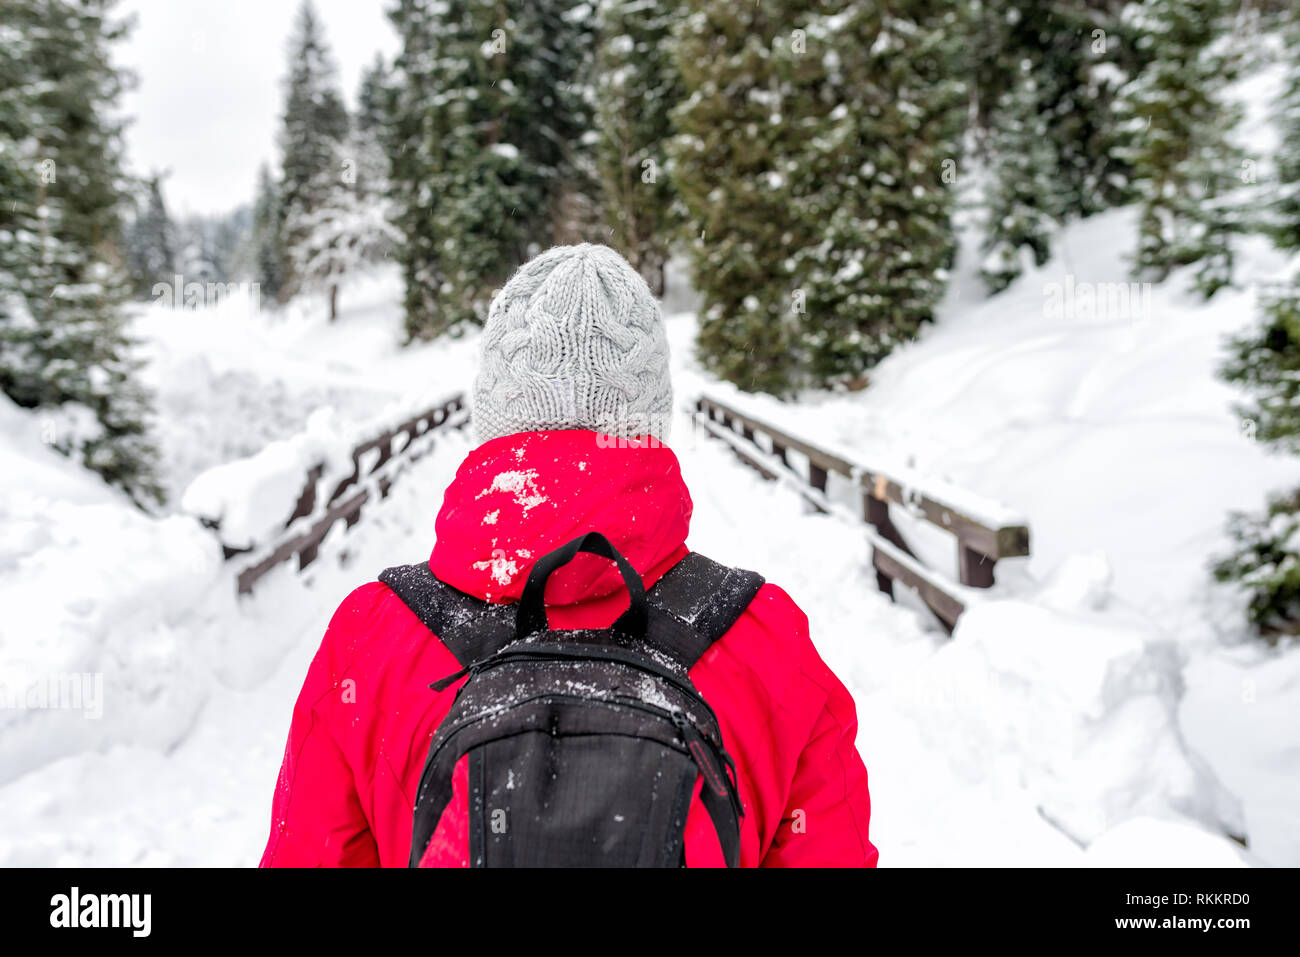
<box><xmin>188</xmin><ymin>393</ymin><xmax>469</xmax><ymax>595</ymax></box>
<box><xmin>692</xmin><ymin>394</ymin><xmax>1030</xmax><ymax>632</ymax></box>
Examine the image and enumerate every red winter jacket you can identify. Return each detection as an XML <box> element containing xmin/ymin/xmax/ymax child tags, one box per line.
<box><xmin>259</xmin><ymin>429</ymin><xmax>877</xmax><ymax>867</ymax></box>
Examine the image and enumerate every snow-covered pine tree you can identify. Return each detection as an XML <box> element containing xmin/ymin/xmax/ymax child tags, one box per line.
<box><xmin>386</xmin><ymin>0</ymin><xmax>596</xmax><ymax>339</ymax></box>
<box><xmin>289</xmin><ymin>58</ymin><xmax>401</xmax><ymax>322</ymax></box>
<box><xmin>595</xmin><ymin>0</ymin><xmax>685</xmax><ymax>297</ymax></box>
<box><xmin>1270</xmin><ymin>10</ymin><xmax>1300</xmax><ymax>252</ymax></box>
<box><xmin>672</xmin><ymin>0</ymin><xmax>966</xmax><ymax>392</ymax></box>
<box><xmin>669</xmin><ymin>0</ymin><xmax>822</xmax><ymax>394</ymax></box>
<box><xmin>124</xmin><ymin>174</ymin><xmax>178</xmax><ymax>300</ymax></box>
<box><xmin>1214</xmin><ymin>486</ymin><xmax>1300</xmax><ymax>638</ymax></box>
<box><xmin>1117</xmin><ymin>0</ymin><xmax>1244</xmax><ymax>296</ymax></box>
<box><xmin>385</xmin><ymin>0</ymin><xmax>447</xmax><ymax>340</ymax></box>
<box><xmin>1215</xmin><ymin>287</ymin><xmax>1300</xmax><ymax>638</ymax></box>
<box><xmin>792</xmin><ymin>1</ymin><xmax>968</xmax><ymax>388</ymax></box>
<box><xmin>250</xmin><ymin>164</ymin><xmax>286</xmax><ymax>302</ymax></box>
<box><xmin>1222</xmin><ymin>288</ymin><xmax>1300</xmax><ymax>453</ymax></box>
<box><xmin>176</xmin><ymin>215</ymin><xmax>230</xmax><ymax>285</ymax></box>
<box><xmin>278</xmin><ymin>0</ymin><xmax>350</xmax><ymax>304</ymax></box>
<box><xmin>979</xmin><ymin>62</ymin><xmax>1062</xmax><ymax>293</ymax></box>
<box><xmin>352</xmin><ymin>55</ymin><xmax>394</xmax><ymax>205</ymax></box>
<box><xmin>0</xmin><ymin>0</ymin><xmax>163</xmax><ymax>507</ymax></box>
<box><xmin>968</xmin><ymin>0</ymin><xmax>1138</xmax><ymax>223</ymax></box>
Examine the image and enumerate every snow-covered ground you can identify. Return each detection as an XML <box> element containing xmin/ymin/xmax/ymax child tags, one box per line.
<box><xmin>1</xmin><ymin>212</ymin><xmax>1297</xmax><ymax>865</ymax></box>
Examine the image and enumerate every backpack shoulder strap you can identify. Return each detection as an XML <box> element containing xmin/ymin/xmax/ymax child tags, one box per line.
<box><xmin>377</xmin><ymin>563</ymin><xmax>515</xmax><ymax>667</ymax></box>
<box><xmin>643</xmin><ymin>551</ymin><xmax>765</xmax><ymax>670</ymax></box>
<box><xmin>378</xmin><ymin>551</ymin><xmax>764</xmax><ymax>671</ymax></box>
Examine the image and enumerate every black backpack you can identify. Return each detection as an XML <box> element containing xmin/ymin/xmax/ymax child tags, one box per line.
<box><xmin>378</xmin><ymin>531</ymin><xmax>764</xmax><ymax>868</ymax></box>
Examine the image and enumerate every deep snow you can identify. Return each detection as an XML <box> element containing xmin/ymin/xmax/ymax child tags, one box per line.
<box><xmin>1</xmin><ymin>205</ymin><xmax>1296</xmax><ymax>865</ymax></box>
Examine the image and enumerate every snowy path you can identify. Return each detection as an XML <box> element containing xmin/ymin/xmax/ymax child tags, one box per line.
<box><xmin>3</xmin><ymin>245</ymin><xmax>1295</xmax><ymax>866</ymax></box>
<box><xmin>0</xmin><ymin>306</ymin><xmax>1022</xmax><ymax>865</ymax></box>
<box><xmin>0</xmin><ymin>312</ymin><xmax>1240</xmax><ymax>867</ymax></box>
<box><xmin>0</xmin><ymin>376</ymin><xmax>1041</xmax><ymax>866</ymax></box>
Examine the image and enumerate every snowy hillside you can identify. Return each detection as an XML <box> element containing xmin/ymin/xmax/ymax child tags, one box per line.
<box><xmin>1</xmin><ymin>208</ymin><xmax>1296</xmax><ymax>865</ymax></box>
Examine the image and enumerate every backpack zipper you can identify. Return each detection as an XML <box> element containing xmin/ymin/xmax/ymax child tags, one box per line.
<box><xmin>437</xmin><ymin>641</ymin><xmax>727</xmax><ymax>737</ymax></box>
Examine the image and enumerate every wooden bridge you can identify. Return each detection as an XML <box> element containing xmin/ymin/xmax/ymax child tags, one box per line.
<box><xmin>692</xmin><ymin>394</ymin><xmax>1030</xmax><ymax>632</ymax></box>
<box><xmin>195</xmin><ymin>390</ymin><xmax>1030</xmax><ymax>631</ymax></box>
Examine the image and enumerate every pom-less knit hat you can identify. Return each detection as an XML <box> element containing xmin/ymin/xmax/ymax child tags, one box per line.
<box><xmin>472</xmin><ymin>243</ymin><xmax>673</xmax><ymax>446</ymax></box>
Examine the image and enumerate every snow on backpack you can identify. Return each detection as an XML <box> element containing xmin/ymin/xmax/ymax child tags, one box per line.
<box><xmin>378</xmin><ymin>531</ymin><xmax>763</xmax><ymax>868</ymax></box>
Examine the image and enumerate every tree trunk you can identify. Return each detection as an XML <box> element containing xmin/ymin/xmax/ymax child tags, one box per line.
<box><xmin>641</xmin><ymin>254</ymin><xmax>666</xmax><ymax>298</ymax></box>
<box><xmin>329</xmin><ymin>283</ymin><xmax>338</xmax><ymax>322</ymax></box>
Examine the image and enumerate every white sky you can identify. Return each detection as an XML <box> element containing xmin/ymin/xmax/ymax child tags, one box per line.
<box><xmin>115</xmin><ymin>0</ymin><xmax>399</xmax><ymax>218</ymax></box>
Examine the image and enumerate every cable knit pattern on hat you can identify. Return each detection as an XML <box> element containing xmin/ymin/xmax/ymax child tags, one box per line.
<box><xmin>472</xmin><ymin>243</ymin><xmax>673</xmax><ymax>446</ymax></box>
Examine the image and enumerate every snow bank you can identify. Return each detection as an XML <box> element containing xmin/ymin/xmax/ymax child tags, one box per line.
<box><xmin>181</xmin><ymin>408</ymin><xmax>353</xmax><ymax>549</ymax></box>
<box><xmin>891</xmin><ymin>596</ymin><xmax>1243</xmax><ymax>847</ymax></box>
<box><xmin>0</xmin><ymin>410</ymin><xmax>475</xmax><ymax>867</ymax></box>
<box><xmin>0</xmin><ymin>395</ymin><xmax>229</xmax><ymax>786</ymax></box>
<box><xmin>1082</xmin><ymin>816</ymin><xmax>1253</xmax><ymax>867</ymax></box>
<box><xmin>180</xmin><ymin>389</ymin><xmax>466</xmax><ymax>551</ymax></box>
<box><xmin>132</xmin><ymin>263</ymin><xmax>480</xmax><ymax>507</ymax></box>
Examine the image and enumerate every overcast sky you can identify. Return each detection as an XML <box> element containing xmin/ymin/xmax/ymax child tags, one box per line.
<box><xmin>115</xmin><ymin>0</ymin><xmax>399</xmax><ymax>218</ymax></box>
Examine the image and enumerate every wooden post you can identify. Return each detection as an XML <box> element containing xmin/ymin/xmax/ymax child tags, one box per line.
<box><xmin>371</xmin><ymin>434</ymin><xmax>394</xmax><ymax>472</ymax></box>
<box><xmin>286</xmin><ymin>464</ymin><xmax>323</xmax><ymax>526</ymax></box>
<box><xmin>864</xmin><ymin>496</ymin><xmax>896</xmax><ymax>597</ymax></box>
<box><xmin>958</xmin><ymin>542</ymin><xmax>996</xmax><ymax>588</ymax></box>
<box><xmin>770</xmin><ymin>441</ymin><xmax>788</xmax><ymax>467</ymax></box>
<box><xmin>809</xmin><ymin>462</ymin><xmax>828</xmax><ymax>494</ymax></box>
<box><xmin>864</xmin><ymin>494</ymin><xmax>922</xmax><ymax>598</ymax></box>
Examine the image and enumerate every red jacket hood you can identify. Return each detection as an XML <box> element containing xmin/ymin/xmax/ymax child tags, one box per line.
<box><xmin>429</xmin><ymin>430</ymin><xmax>693</xmax><ymax>605</ymax></box>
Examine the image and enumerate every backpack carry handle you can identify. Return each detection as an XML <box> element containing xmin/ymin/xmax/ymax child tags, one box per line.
<box><xmin>517</xmin><ymin>532</ymin><xmax>648</xmax><ymax>641</ymax></box>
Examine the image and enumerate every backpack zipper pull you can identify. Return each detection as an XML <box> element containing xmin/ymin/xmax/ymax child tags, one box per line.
<box><xmin>429</xmin><ymin>664</ymin><xmax>471</xmax><ymax>692</ymax></box>
<box><xmin>672</xmin><ymin>712</ymin><xmax>732</xmax><ymax>801</ymax></box>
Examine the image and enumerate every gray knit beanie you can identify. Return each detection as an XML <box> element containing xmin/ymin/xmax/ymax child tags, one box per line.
<box><xmin>472</xmin><ymin>243</ymin><xmax>673</xmax><ymax>446</ymax></box>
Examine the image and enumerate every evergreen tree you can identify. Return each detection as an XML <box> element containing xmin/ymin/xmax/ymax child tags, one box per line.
<box><xmin>250</xmin><ymin>164</ymin><xmax>285</xmax><ymax>301</ymax></box>
<box><xmin>1221</xmin><ymin>288</ymin><xmax>1300</xmax><ymax>453</ymax></box>
<box><xmin>176</xmin><ymin>215</ymin><xmax>226</xmax><ymax>284</ymax></box>
<box><xmin>669</xmin><ymin>0</ymin><xmax>821</xmax><ymax>394</ymax></box>
<box><xmin>794</xmin><ymin>1</ymin><xmax>968</xmax><ymax>387</ymax></box>
<box><xmin>387</xmin><ymin>0</ymin><xmax>597</xmax><ymax>340</ymax></box>
<box><xmin>595</xmin><ymin>0</ymin><xmax>685</xmax><ymax>297</ymax></box>
<box><xmin>1117</xmin><ymin>0</ymin><xmax>1244</xmax><ymax>296</ymax></box>
<box><xmin>278</xmin><ymin>0</ymin><xmax>350</xmax><ymax>302</ymax></box>
<box><xmin>356</xmin><ymin>55</ymin><xmax>389</xmax><ymax>137</ymax></box>
<box><xmin>1215</xmin><ymin>287</ymin><xmax>1300</xmax><ymax>639</ymax></box>
<box><xmin>1270</xmin><ymin>11</ymin><xmax>1300</xmax><ymax>251</ymax></box>
<box><xmin>968</xmin><ymin>0</ymin><xmax>1139</xmax><ymax>221</ymax></box>
<box><xmin>385</xmin><ymin>0</ymin><xmax>446</xmax><ymax>339</ymax></box>
<box><xmin>0</xmin><ymin>0</ymin><xmax>162</xmax><ymax>506</ymax></box>
<box><xmin>290</xmin><ymin>58</ymin><xmax>400</xmax><ymax>321</ymax></box>
<box><xmin>124</xmin><ymin>174</ymin><xmax>178</xmax><ymax>299</ymax></box>
<box><xmin>671</xmin><ymin>0</ymin><xmax>967</xmax><ymax>392</ymax></box>
<box><xmin>979</xmin><ymin>63</ymin><xmax>1062</xmax><ymax>293</ymax></box>
<box><xmin>352</xmin><ymin>56</ymin><xmax>394</xmax><ymax>204</ymax></box>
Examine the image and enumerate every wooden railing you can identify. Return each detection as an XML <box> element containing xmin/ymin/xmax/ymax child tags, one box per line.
<box><xmin>693</xmin><ymin>394</ymin><xmax>1031</xmax><ymax>632</ymax></box>
<box><xmin>216</xmin><ymin>393</ymin><xmax>469</xmax><ymax>595</ymax></box>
